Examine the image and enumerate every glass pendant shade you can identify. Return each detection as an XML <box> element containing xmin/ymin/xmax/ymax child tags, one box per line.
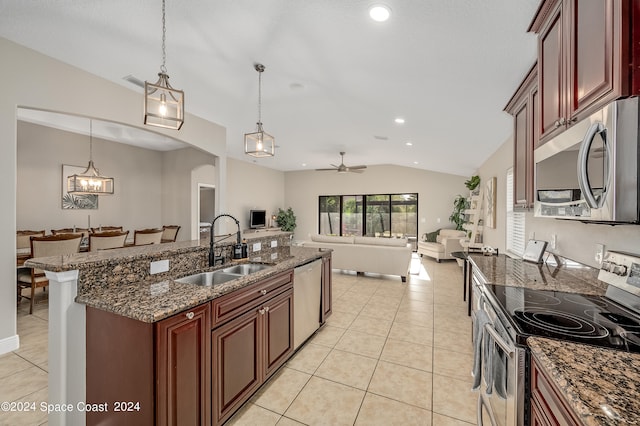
<box><xmin>67</xmin><ymin>161</ymin><xmax>115</xmax><ymax>195</ymax></box>
<box><xmin>67</xmin><ymin>120</ymin><xmax>114</xmax><ymax>195</ymax></box>
<box><xmin>244</xmin><ymin>63</ymin><xmax>274</xmax><ymax>157</ymax></box>
<box><xmin>244</xmin><ymin>122</ymin><xmax>275</xmax><ymax>157</ymax></box>
<box><xmin>144</xmin><ymin>72</ymin><xmax>184</xmax><ymax>130</ymax></box>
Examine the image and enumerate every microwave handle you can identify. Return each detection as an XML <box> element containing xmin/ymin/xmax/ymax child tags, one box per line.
<box><xmin>577</xmin><ymin>122</ymin><xmax>609</xmax><ymax>209</ymax></box>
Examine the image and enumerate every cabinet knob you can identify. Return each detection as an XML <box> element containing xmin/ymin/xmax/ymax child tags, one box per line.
<box><xmin>260</xmin><ymin>289</ymin><xmax>267</xmax><ymax>295</ymax></box>
<box><xmin>559</xmin><ymin>117</ymin><xmax>566</xmax><ymax>125</ymax></box>
<box><xmin>258</xmin><ymin>308</ymin><xmax>265</xmax><ymax>315</ymax></box>
<box><xmin>185</xmin><ymin>312</ymin><xmax>194</xmax><ymax>320</ymax></box>
<box><xmin>264</xmin><ymin>306</ymin><xmax>270</xmax><ymax>313</ymax></box>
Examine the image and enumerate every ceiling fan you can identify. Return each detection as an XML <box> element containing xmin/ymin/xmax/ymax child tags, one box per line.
<box><xmin>315</xmin><ymin>152</ymin><xmax>367</xmax><ymax>174</ymax></box>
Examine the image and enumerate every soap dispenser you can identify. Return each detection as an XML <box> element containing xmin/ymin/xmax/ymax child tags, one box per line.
<box><xmin>241</xmin><ymin>238</ymin><xmax>248</xmax><ymax>258</ymax></box>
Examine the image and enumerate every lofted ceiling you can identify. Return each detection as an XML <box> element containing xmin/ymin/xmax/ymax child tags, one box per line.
<box><xmin>0</xmin><ymin>0</ymin><xmax>539</xmax><ymax>176</ymax></box>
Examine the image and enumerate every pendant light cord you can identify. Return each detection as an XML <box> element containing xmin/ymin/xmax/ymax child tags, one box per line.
<box><xmin>160</xmin><ymin>0</ymin><xmax>167</xmax><ymax>74</ymax></box>
<box><xmin>89</xmin><ymin>119</ymin><xmax>93</xmax><ymax>162</ymax></box>
<box><xmin>258</xmin><ymin>69</ymin><xmax>262</xmax><ymax>124</ymax></box>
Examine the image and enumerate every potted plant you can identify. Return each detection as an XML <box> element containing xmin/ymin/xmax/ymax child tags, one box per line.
<box><xmin>276</xmin><ymin>207</ymin><xmax>297</xmax><ymax>232</ymax></box>
<box><xmin>465</xmin><ymin>175</ymin><xmax>481</xmax><ymax>192</ymax></box>
<box><xmin>449</xmin><ymin>195</ymin><xmax>468</xmax><ymax>231</ymax></box>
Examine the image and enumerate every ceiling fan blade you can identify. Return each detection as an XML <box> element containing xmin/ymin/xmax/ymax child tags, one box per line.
<box><xmin>315</xmin><ymin>167</ymin><xmax>338</xmax><ymax>171</ymax></box>
<box><xmin>348</xmin><ymin>168</ymin><xmax>365</xmax><ymax>173</ymax></box>
<box><xmin>348</xmin><ymin>165</ymin><xmax>367</xmax><ymax>170</ymax></box>
<box><xmin>329</xmin><ymin>163</ymin><xmax>340</xmax><ymax>168</ymax></box>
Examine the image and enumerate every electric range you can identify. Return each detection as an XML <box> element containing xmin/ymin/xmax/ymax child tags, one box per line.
<box><xmin>484</xmin><ymin>250</ymin><xmax>640</xmax><ymax>352</ymax></box>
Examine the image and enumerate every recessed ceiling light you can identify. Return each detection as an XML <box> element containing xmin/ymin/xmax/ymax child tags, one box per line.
<box><xmin>369</xmin><ymin>5</ymin><xmax>391</xmax><ymax>22</ymax></box>
<box><xmin>394</xmin><ymin>117</ymin><xmax>405</xmax><ymax>124</ymax></box>
<box><xmin>301</xmin><ymin>163</ymin><xmax>307</xmax><ymax>167</ymax></box>
<box><xmin>405</xmin><ymin>141</ymin><xmax>413</xmax><ymax>146</ymax></box>
<box><xmin>413</xmin><ymin>161</ymin><xmax>419</xmax><ymax>165</ymax></box>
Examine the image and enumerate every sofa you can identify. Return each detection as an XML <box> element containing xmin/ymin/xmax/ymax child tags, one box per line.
<box><xmin>417</xmin><ymin>229</ymin><xmax>467</xmax><ymax>262</ymax></box>
<box><xmin>302</xmin><ymin>234</ymin><xmax>412</xmax><ymax>281</ymax></box>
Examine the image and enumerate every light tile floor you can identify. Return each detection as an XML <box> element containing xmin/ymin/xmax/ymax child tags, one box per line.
<box><xmin>228</xmin><ymin>256</ymin><xmax>476</xmax><ymax>426</ymax></box>
<box><xmin>1</xmin><ymin>256</ymin><xmax>476</xmax><ymax>426</ymax></box>
<box><xmin>0</xmin><ymin>289</ymin><xmax>49</xmax><ymax>426</ymax></box>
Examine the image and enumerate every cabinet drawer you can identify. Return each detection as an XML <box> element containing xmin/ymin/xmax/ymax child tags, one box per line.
<box><xmin>531</xmin><ymin>357</ymin><xmax>580</xmax><ymax>426</ymax></box>
<box><xmin>211</xmin><ymin>270</ymin><xmax>293</xmax><ymax>327</ymax></box>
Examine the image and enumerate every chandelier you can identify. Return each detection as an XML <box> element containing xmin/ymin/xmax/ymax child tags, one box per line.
<box><xmin>244</xmin><ymin>63</ymin><xmax>275</xmax><ymax>157</ymax></box>
<box><xmin>144</xmin><ymin>0</ymin><xmax>184</xmax><ymax>130</ymax></box>
<box><xmin>67</xmin><ymin>120</ymin><xmax>114</xmax><ymax>195</ymax></box>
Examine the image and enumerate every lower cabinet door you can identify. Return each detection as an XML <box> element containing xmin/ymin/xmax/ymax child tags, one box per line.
<box><xmin>263</xmin><ymin>289</ymin><xmax>294</xmax><ymax>378</ymax></box>
<box><xmin>156</xmin><ymin>303</ymin><xmax>211</xmax><ymax>426</ymax></box>
<box><xmin>212</xmin><ymin>309</ymin><xmax>262</xmax><ymax>425</ymax></box>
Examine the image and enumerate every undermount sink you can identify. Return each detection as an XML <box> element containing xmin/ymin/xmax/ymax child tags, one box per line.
<box><xmin>175</xmin><ymin>263</ymin><xmax>271</xmax><ymax>287</ymax></box>
<box><xmin>175</xmin><ymin>271</ymin><xmax>240</xmax><ymax>286</ymax></box>
<box><xmin>222</xmin><ymin>263</ymin><xmax>271</xmax><ymax>275</ymax></box>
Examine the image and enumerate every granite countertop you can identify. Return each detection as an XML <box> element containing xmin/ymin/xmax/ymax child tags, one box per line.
<box><xmin>528</xmin><ymin>337</ymin><xmax>640</xmax><ymax>425</ymax></box>
<box><xmin>24</xmin><ymin>240</ymin><xmax>206</xmax><ymax>272</ymax></box>
<box><xmin>75</xmin><ymin>246</ymin><xmax>329</xmax><ymax>323</ymax></box>
<box><xmin>468</xmin><ymin>253</ymin><xmax>606</xmax><ymax>295</ymax></box>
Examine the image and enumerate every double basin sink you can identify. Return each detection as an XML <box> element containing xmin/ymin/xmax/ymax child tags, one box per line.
<box><xmin>176</xmin><ymin>263</ymin><xmax>271</xmax><ymax>287</ymax></box>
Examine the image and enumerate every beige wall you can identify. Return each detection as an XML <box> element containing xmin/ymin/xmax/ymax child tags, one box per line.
<box><xmin>476</xmin><ymin>136</ymin><xmax>513</xmax><ymax>251</ymax></box>
<box><xmin>284</xmin><ymin>165</ymin><xmax>467</xmax><ymax>242</ymax></box>
<box><xmin>1</xmin><ymin>37</ymin><xmax>226</xmax><ymax>353</ymax></box>
<box><xmin>477</xmin><ymin>137</ymin><xmax>640</xmax><ymax>268</ymax></box>
<box><xmin>18</xmin><ymin>121</ymin><xmax>163</xmax><ymax>233</ymax></box>
<box><xmin>226</xmin><ymin>158</ymin><xmax>285</xmax><ymax>232</ymax></box>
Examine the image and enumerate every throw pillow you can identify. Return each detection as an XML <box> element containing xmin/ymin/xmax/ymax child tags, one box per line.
<box><xmin>422</xmin><ymin>229</ymin><xmax>440</xmax><ymax>243</ymax></box>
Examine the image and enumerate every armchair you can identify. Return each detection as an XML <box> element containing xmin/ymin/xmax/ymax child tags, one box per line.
<box><xmin>417</xmin><ymin>229</ymin><xmax>467</xmax><ymax>262</ymax></box>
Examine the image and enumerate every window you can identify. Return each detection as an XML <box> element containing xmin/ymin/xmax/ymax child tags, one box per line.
<box><xmin>506</xmin><ymin>168</ymin><xmax>526</xmax><ymax>256</ymax></box>
<box><xmin>319</xmin><ymin>193</ymin><xmax>418</xmax><ymax>239</ymax></box>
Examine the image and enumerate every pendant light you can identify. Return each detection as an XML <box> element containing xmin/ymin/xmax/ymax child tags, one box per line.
<box><xmin>244</xmin><ymin>63</ymin><xmax>275</xmax><ymax>157</ymax></box>
<box><xmin>67</xmin><ymin>120</ymin><xmax>115</xmax><ymax>195</ymax></box>
<box><xmin>144</xmin><ymin>0</ymin><xmax>184</xmax><ymax>130</ymax></box>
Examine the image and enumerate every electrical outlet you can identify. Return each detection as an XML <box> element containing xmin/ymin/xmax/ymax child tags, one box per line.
<box><xmin>150</xmin><ymin>259</ymin><xmax>169</xmax><ymax>274</ymax></box>
<box><xmin>271</xmin><ymin>240</ymin><xmax>277</xmax><ymax>248</ymax></box>
<box><xmin>595</xmin><ymin>244</ymin><xmax>605</xmax><ymax>263</ymax></box>
<box><xmin>550</xmin><ymin>234</ymin><xmax>557</xmax><ymax>250</ymax></box>
<box><xmin>253</xmin><ymin>242</ymin><xmax>261</xmax><ymax>252</ymax></box>
<box><xmin>529</xmin><ymin>232</ymin><xmax>535</xmax><ymax>240</ymax></box>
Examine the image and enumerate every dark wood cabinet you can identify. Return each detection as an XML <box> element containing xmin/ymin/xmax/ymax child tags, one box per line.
<box><xmin>211</xmin><ymin>270</ymin><xmax>294</xmax><ymax>425</ymax></box>
<box><xmin>321</xmin><ymin>255</ymin><xmax>332</xmax><ymax>323</ymax></box>
<box><xmin>505</xmin><ymin>63</ymin><xmax>538</xmax><ymax>210</ymax></box>
<box><xmin>531</xmin><ymin>0</ymin><xmax>638</xmax><ymax>145</ymax></box>
<box><xmin>212</xmin><ymin>308</ymin><xmax>262</xmax><ymax>424</ymax></box>
<box><xmin>86</xmin><ymin>302</ymin><xmax>210</xmax><ymax>426</ymax></box>
<box><xmin>156</xmin><ymin>303</ymin><xmax>211</xmax><ymax>426</ymax></box>
<box><xmin>530</xmin><ymin>355</ymin><xmax>581</xmax><ymax>426</ymax></box>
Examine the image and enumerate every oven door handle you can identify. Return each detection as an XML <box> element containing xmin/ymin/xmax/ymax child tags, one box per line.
<box><xmin>484</xmin><ymin>323</ymin><xmax>515</xmax><ymax>357</ymax></box>
<box><xmin>477</xmin><ymin>393</ymin><xmax>498</xmax><ymax>426</ymax></box>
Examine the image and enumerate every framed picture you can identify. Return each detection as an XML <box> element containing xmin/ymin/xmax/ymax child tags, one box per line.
<box><xmin>62</xmin><ymin>164</ymin><xmax>98</xmax><ymax>210</ymax></box>
<box><xmin>485</xmin><ymin>176</ymin><xmax>496</xmax><ymax>229</ymax></box>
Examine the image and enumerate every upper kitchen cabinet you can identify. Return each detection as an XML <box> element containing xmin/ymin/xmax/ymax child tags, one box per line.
<box><xmin>529</xmin><ymin>0</ymin><xmax>640</xmax><ymax>145</ymax></box>
<box><xmin>505</xmin><ymin>63</ymin><xmax>538</xmax><ymax>210</ymax></box>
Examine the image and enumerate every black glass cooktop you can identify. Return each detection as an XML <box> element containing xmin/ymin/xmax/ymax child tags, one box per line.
<box><xmin>486</xmin><ymin>285</ymin><xmax>640</xmax><ymax>353</ymax></box>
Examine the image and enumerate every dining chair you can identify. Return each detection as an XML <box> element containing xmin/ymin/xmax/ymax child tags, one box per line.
<box><xmin>134</xmin><ymin>228</ymin><xmax>164</xmax><ymax>245</ymax></box>
<box><xmin>17</xmin><ymin>230</ymin><xmax>45</xmax><ymax>253</ymax></box>
<box><xmin>52</xmin><ymin>227</ymin><xmax>91</xmax><ymax>239</ymax></box>
<box><xmin>89</xmin><ymin>230</ymin><xmax>129</xmax><ymax>252</ymax></box>
<box><xmin>17</xmin><ymin>233</ymin><xmax>82</xmax><ymax>314</ymax></box>
<box><xmin>90</xmin><ymin>226</ymin><xmax>123</xmax><ymax>234</ymax></box>
<box><xmin>161</xmin><ymin>225</ymin><xmax>181</xmax><ymax>243</ymax></box>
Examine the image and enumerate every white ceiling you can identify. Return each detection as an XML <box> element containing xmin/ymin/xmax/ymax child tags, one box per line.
<box><xmin>0</xmin><ymin>0</ymin><xmax>539</xmax><ymax>176</ymax></box>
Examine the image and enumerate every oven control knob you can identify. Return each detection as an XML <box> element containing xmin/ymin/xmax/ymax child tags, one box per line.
<box><xmin>613</xmin><ymin>264</ymin><xmax>628</xmax><ymax>276</ymax></box>
<box><xmin>601</xmin><ymin>261</ymin><xmax>612</xmax><ymax>272</ymax></box>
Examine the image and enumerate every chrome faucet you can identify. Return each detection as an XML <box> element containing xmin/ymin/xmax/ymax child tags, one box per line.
<box><xmin>209</xmin><ymin>214</ymin><xmax>241</xmax><ymax>267</ymax></box>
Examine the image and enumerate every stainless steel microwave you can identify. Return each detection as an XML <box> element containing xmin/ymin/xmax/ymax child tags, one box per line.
<box><xmin>534</xmin><ymin>97</ymin><xmax>639</xmax><ymax>223</ymax></box>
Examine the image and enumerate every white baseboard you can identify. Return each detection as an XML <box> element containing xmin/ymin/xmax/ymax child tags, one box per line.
<box><xmin>0</xmin><ymin>334</ymin><xmax>19</xmax><ymax>355</ymax></box>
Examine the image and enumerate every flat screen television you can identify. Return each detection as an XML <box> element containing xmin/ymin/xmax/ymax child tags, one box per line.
<box><xmin>249</xmin><ymin>209</ymin><xmax>267</xmax><ymax>229</ymax></box>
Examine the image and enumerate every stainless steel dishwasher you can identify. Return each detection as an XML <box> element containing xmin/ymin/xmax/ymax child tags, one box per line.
<box><xmin>293</xmin><ymin>259</ymin><xmax>322</xmax><ymax>349</ymax></box>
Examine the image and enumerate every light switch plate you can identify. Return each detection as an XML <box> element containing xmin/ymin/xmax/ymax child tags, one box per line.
<box><xmin>271</xmin><ymin>240</ymin><xmax>278</xmax><ymax>248</ymax></box>
<box><xmin>150</xmin><ymin>259</ymin><xmax>169</xmax><ymax>274</ymax></box>
<box><xmin>253</xmin><ymin>242</ymin><xmax>261</xmax><ymax>252</ymax></box>
<box><xmin>271</xmin><ymin>253</ymin><xmax>278</xmax><ymax>260</ymax></box>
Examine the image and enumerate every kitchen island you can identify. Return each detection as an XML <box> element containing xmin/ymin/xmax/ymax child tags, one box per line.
<box><xmin>25</xmin><ymin>235</ymin><xmax>331</xmax><ymax>426</ymax></box>
<box><xmin>528</xmin><ymin>337</ymin><xmax>640</xmax><ymax>425</ymax></box>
